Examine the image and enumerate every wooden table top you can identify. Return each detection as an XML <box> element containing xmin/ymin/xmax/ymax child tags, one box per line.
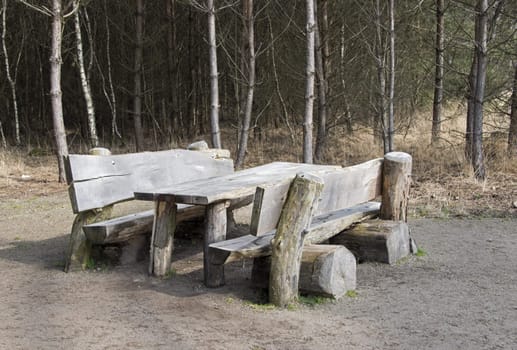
<box><xmin>134</xmin><ymin>162</ymin><xmax>342</xmax><ymax>205</ymax></box>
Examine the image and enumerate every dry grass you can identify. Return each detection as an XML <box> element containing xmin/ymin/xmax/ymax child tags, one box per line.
<box><xmin>1</xmin><ymin>102</ymin><xmax>516</xmax><ymax>217</ymax></box>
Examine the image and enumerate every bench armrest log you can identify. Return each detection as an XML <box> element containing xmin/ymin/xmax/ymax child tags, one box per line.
<box><xmin>380</xmin><ymin>152</ymin><xmax>412</xmax><ymax>221</ymax></box>
<box><xmin>269</xmin><ymin>173</ymin><xmax>324</xmax><ymax>308</ymax></box>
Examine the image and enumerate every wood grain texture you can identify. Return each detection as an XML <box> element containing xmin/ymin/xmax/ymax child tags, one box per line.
<box><xmin>150</xmin><ymin>200</ymin><xmax>177</xmax><ymax>276</ymax></box>
<box><xmin>204</xmin><ymin>201</ymin><xmax>230</xmax><ymax>287</ymax></box>
<box><xmin>134</xmin><ymin>162</ymin><xmax>341</xmax><ymax>204</ymax></box>
<box><xmin>207</xmin><ymin>201</ymin><xmax>380</xmax><ymax>265</ymax></box>
<box><xmin>83</xmin><ymin>204</ymin><xmax>205</xmax><ymax>244</ymax></box>
<box><xmin>252</xmin><ymin>245</ymin><xmax>357</xmax><ymax>298</ymax></box>
<box><xmin>329</xmin><ymin>220</ymin><xmax>410</xmax><ymax>264</ymax></box>
<box><xmin>380</xmin><ymin>152</ymin><xmax>412</xmax><ymax>221</ymax></box>
<box><xmin>246</xmin><ymin>159</ymin><xmax>382</xmax><ymax>238</ymax></box>
<box><xmin>65</xmin><ymin>149</ymin><xmax>233</xmax><ymax>213</ymax></box>
<box><xmin>269</xmin><ymin>173</ymin><xmax>324</xmax><ymax>307</ymax></box>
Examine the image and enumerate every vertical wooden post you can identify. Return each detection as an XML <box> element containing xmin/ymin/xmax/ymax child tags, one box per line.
<box><xmin>204</xmin><ymin>200</ymin><xmax>230</xmax><ymax>287</ymax></box>
<box><xmin>269</xmin><ymin>173</ymin><xmax>323</xmax><ymax>307</ymax></box>
<box><xmin>380</xmin><ymin>152</ymin><xmax>412</xmax><ymax>221</ymax></box>
<box><xmin>150</xmin><ymin>200</ymin><xmax>177</xmax><ymax>276</ymax></box>
<box><xmin>64</xmin><ymin>147</ymin><xmax>112</xmax><ymax>272</ymax></box>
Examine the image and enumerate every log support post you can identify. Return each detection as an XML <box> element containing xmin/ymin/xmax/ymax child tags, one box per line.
<box><xmin>204</xmin><ymin>200</ymin><xmax>230</xmax><ymax>287</ymax></box>
<box><xmin>269</xmin><ymin>173</ymin><xmax>324</xmax><ymax>307</ymax></box>
<box><xmin>380</xmin><ymin>152</ymin><xmax>412</xmax><ymax>221</ymax></box>
<box><xmin>150</xmin><ymin>200</ymin><xmax>177</xmax><ymax>276</ymax></box>
<box><xmin>64</xmin><ymin>147</ymin><xmax>112</xmax><ymax>272</ymax></box>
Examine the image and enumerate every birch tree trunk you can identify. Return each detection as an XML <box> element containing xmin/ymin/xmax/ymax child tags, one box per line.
<box><xmin>74</xmin><ymin>2</ymin><xmax>98</xmax><ymax>148</ymax></box>
<box><xmin>387</xmin><ymin>0</ymin><xmax>395</xmax><ymax>153</ymax></box>
<box><xmin>374</xmin><ymin>0</ymin><xmax>387</xmax><ymax>151</ymax></box>
<box><xmin>50</xmin><ymin>0</ymin><xmax>69</xmax><ymax>183</ymax></box>
<box><xmin>235</xmin><ymin>0</ymin><xmax>255</xmax><ymax>168</ymax></box>
<box><xmin>471</xmin><ymin>0</ymin><xmax>488</xmax><ymax>180</ymax></box>
<box><xmin>303</xmin><ymin>0</ymin><xmax>316</xmax><ymax>164</ymax></box>
<box><xmin>133</xmin><ymin>0</ymin><xmax>145</xmax><ymax>151</ymax></box>
<box><xmin>2</xmin><ymin>0</ymin><xmax>20</xmax><ymax>146</ymax></box>
<box><xmin>207</xmin><ymin>0</ymin><xmax>222</xmax><ymax>149</ymax></box>
<box><xmin>508</xmin><ymin>62</ymin><xmax>517</xmax><ymax>157</ymax></box>
<box><xmin>314</xmin><ymin>0</ymin><xmax>328</xmax><ymax>163</ymax></box>
<box><xmin>431</xmin><ymin>0</ymin><xmax>445</xmax><ymax>144</ymax></box>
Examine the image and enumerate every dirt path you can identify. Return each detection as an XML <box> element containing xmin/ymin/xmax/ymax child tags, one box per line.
<box><xmin>0</xmin><ymin>191</ymin><xmax>516</xmax><ymax>350</ymax></box>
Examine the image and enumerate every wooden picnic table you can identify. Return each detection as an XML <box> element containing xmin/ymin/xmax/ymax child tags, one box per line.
<box><xmin>134</xmin><ymin>161</ymin><xmax>342</xmax><ymax>287</ymax></box>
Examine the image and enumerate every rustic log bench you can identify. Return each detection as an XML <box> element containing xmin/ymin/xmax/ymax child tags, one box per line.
<box><xmin>63</xmin><ymin>143</ymin><xmax>234</xmax><ymax>271</ymax></box>
<box><xmin>208</xmin><ymin>152</ymin><xmax>414</xmax><ymax>300</ymax></box>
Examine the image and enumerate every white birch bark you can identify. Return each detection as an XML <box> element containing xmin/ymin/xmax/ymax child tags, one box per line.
<box><xmin>2</xmin><ymin>0</ymin><xmax>20</xmax><ymax>145</ymax></box>
<box><xmin>207</xmin><ymin>0</ymin><xmax>221</xmax><ymax>148</ymax></box>
<box><xmin>303</xmin><ymin>0</ymin><xmax>315</xmax><ymax>164</ymax></box>
<box><xmin>74</xmin><ymin>2</ymin><xmax>98</xmax><ymax>147</ymax></box>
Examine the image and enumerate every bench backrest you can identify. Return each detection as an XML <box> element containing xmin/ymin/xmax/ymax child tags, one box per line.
<box><xmin>65</xmin><ymin>149</ymin><xmax>234</xmax><ymax>213</ymax></box>
<box><xmin>249</xmin><ymin>158</ymin><xmax>383</xmax><ymax>236</ymax></box>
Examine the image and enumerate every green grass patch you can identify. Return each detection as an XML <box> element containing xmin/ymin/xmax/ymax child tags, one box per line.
<box><xmin>244</xmin><ymin>301</ymin><xmax>276</xmax><ymax>311</ymax></box>
<box><xmin>345</xmin><ymin>290</ymin><xmax>358</xmax><ymax>298</ymax></box>
<box><xmin>415</xmin><ymin>248</ymin><xmax>427</xmax><ymax>257</ymax></box>
<box><xmin>298</xmin><ymin>295</ymin><xmax>331</xmax><ymax>306</ymax></box>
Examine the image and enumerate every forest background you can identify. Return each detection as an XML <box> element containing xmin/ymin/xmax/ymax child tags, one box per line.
<box><xmin>0</xmin><ymin>0</ymin><xmax>516</xmax><ymax>216</ymax></box>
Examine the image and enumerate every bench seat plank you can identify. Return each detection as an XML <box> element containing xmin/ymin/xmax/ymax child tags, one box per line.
<box><xmin>83</xmin><ymin>204</ymin><xmax>205</xmax><ymax>244</ymax></box>
<box><xmin>208</xmin><ymin>201</ymin><xmax>380</xmax><ymax>265</ymax></box>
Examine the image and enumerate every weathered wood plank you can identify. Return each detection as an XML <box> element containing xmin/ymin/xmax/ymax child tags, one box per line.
<box><xmin>66</xmin><ymin>149</ymin><xmax>234</xmax><ymax>213</ymax></box>
<box><xmin>269</xmin><ymin>173</ymin><xmax>324</xmax><ymax>307</ymax></box>
<box><xmin>83</xmin><ymin>204</ymin><xmax>205</xmax><ymax>244</ymax></box>
<box><xmin>380</xmin><ymin>152</ymin><xmax>412</xmax><ymax>221</ymax></box>
<box><xmin>134</xmin><ymin>162</ymin><xmax>341</xmax><ymax>204</ymax></box>
<box><xmin>304</xmin><ymin>202</ymin><xmax>381</xmax><ymax>244</ymax></box>
<box><xmin>329</xmin><ymin>220</ymin><xmax>411</xmax><ymax>264</ymax></box>
<box><xmin>246</xmin><ymin>159</ymin><xmax>382</xmax><ymax>238</ymax></box>
<box><xmin>208</xmin><ymin>201</ymin><xmax>381</xmax><ymax>265</ymax></box>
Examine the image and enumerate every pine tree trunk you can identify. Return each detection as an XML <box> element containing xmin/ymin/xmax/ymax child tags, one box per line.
<box><xmin>431</xmin><ymin>0</ymin><xmax>445</xmax><ymax>144</ymax></box>
<box><xmin>74</xmin><ymin>3</ymin><xmax>98</xmax><ymax>148</ymax></box>
<box><xmin>314</xmin><ymin>0</ymin><xmax>328</xmax><ymax>163</ymax></box>
<box><xmin>50</xmin><ymin>0</ymin><xmax>69</xmax><ymax>183</ymax></box>
<box><xmin>387</xmin><ymin>0</ymin><xmax>395</xmax><ymax>153</ymax></box>
<box><xmin>303</xmin><ymin>0</ymin><xmax>316</xmax><ymax>164</ymax></box>
<box><xmin>207</xmin><ymin>0</ymin><xmax>222</xmax><ymax>149</ymax></box>
<box><xmin>472</xmin><ymin>0</ymin><xmax>488</xmax><ymax>180</ymax></box>
<box><xmin>235</xmin><ymin>0</ymin><xmax>255</xmax><ymax>168</ymax></box>
<box><xmin>2</xmin><ymin>0</ymin><xmax>20</xmax><ymax>146</ymax></box>
<box><xmin>374</xmin><ymin>0</ymin><xmax>387</xmax><ymax>152</ymax></box>
<box><xmin>133</xmin><ymin>0</ymin><xmax>145</xmax><ymax>151</ymax></box>
<box><xmin>507</xmin><ymin>63</ymin><xmax>517</xmax><ymax>157</ymax></box>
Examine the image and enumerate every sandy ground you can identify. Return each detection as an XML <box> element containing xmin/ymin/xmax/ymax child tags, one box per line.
<box><xmin>1</xmin><ymin>190</ymin><xmax>516</xmax><ymax>350</ymax></box>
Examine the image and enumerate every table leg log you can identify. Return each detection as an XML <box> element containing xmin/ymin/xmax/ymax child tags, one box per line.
<box><xmin>269</xmin><ymin>173</ymin><xmax>324</xmax><ymax>307</ymax></box>
<box><xmin>204</xmin><ymin>201</ymin><xmax>229</xmax><ymax>287</ymax></box>
<box><xmin>150</xmin><ymin>200</ymin><xmax>177</xmax><ymax>276</ymax></box>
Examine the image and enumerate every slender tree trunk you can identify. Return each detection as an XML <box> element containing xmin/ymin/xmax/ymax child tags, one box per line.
<box><xmin>133</xmin><ymin>0</ymin><xmax>145</xmax><ymax>151</ymax></box>
<box><xmin>314</xmin><ymin>0</ymin><xmax>328</xmax><ymax>163</ymax></box>
<box><xmin>507</xmin><ymin>63</ymin><xmax>517</xmax><ymax>157</ymax></box>
<box><xmin>303</xmin><ymin>0</ymin><xmax>316</xmax><ymax>164</ymax></box>
<box><xmin>166</xmin><ymin>0</ymin><xmax>179</xmax><ymax>135</ymax></box>
<box><xmin>465</xmin><ymin>54</ymin><xmax>477</xmax><ymax>160</ymax></box>
<box><xmin>207</xmin><ymin>0</ymin><xmax>221</xmax><ymax>148</ymax></box>
<box><xmin>50</xmin><ymin>0</ymin><xmax>68</xmax><ymax>183</ymax></box>
<box><xmin>374</xmin><ymin>0</ymin><xmax>387</xmax><ymax>151</ymax></box>
<box><xmin>0</xmin><ymin>119</ymin><xmax>6</xmax><ymax>148</ymax></box>
<box><xmin>432</xmin><ymin>0</ymin><xmax>445</xmax><ymax>144</ymax></box>
<box><xmin>74</xmin><ymin>3</ymin><xmax>98</xmax><ymax>147</ymax></box>
<box><xmin>387</xmin><ymin>0</ymin><xmax>395</xmax><ymax>153</ymax></box>
<box><xmin>235</xmin><ymin>0</ymin><xmax>255</xmax><ymax>168</ymax></box>
<box><xmin>472</xmin><ymin>0</ymin><xmax>488</xmax><ymax>180</ymax></box>
<box><xmin>2</xmin><ymin>0</ymin><xmax>20</xmax><ymax>146</ymax></box>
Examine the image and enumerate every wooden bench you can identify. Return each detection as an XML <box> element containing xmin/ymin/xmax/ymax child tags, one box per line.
<box><xmin>208</xmin><ymin>157</ymin><xmax>384</xmax><ymax>267</ymax></box>
<box><xmin>208</xmin><ymin>152</ymin><xmax>414</xmax><ymax>300</ymax></box>
<box><xmin>64</xmin><ymin>143</ymin><xmax>234</xmax><ymax>271</ymax></box>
